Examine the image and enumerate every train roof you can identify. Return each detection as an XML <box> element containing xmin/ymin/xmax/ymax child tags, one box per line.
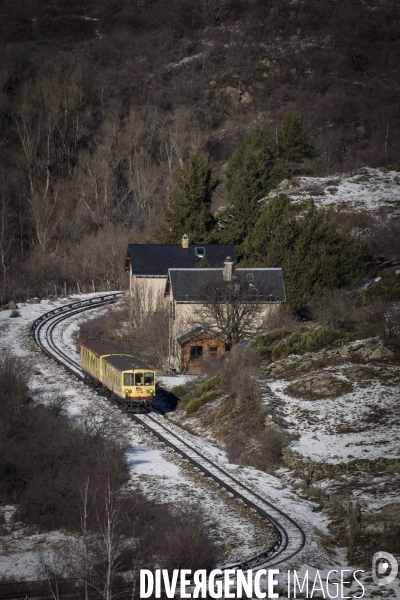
<box><xmin>81</xmin><ymin>338</ymin><xmax>133</xmax><ymax>357</ymax></box>
<box><xmin>103</xmin><ymin>354</ymin><xmax>152</xmax><ymax>372</ymax></box>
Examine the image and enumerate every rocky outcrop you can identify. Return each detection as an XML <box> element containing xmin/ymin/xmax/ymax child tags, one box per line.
<box><xmin>283</xmin><ymin>446</ymin><xmax>400</xmax><ymax>482</ymax></box>
<box><xmin>285</xmin><ymin>372</ymin><xmax>352</xmax><ymax>399</ymax></box>
<box><xmin>262</xmin><ymin>338</ymin><xmax>396</xmax><ymax>379</ymax></box>
<box><xmin>0</xmin><ymin>301</ymin><xmax>19</xmax><ymax>311</ymax></box>
<box><xmin>218</xmin><ymin>87</ymin><xmax>253</xmax><ymax>105</ymax></box>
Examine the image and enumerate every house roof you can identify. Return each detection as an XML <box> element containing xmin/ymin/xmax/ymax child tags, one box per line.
<box><xmin>125</xmin><ymin>243</ymin><xmax>237</xmax><ymax>276</ymax></box>
<box><xmin>176</xmin><ymin>325</ymin><xmax>227</xmax><ymax>346</ymax></box>
<box><xmin>167</xmin><ymin>268</ymin><xmax>286</xmax><ymax>302</ymax></box>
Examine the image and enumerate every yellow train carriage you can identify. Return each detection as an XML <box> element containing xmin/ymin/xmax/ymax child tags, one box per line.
<box><xmin>80</xmin><ymin>339</ymin><xmax>132</xmax><ymax>382</ymax></box>
<box><xmin>102</xmin><ymin>355</ymin><xmax>156</xmax><ymax>401</ymax></box>
<box><xmin>80</xmin><ymin>339</ymin><xmax>156</xmax><ymax>405</ymax></box>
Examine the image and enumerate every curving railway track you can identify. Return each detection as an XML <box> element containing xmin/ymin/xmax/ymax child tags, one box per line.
<box><xmin>31</xmin><ymin>294</ymin><xmax>306</xmax><ymax>573</ymax></box>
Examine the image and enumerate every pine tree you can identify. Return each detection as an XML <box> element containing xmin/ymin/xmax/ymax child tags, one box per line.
<box><xmin>241</xmin><ymin>194</ymin><xmax>299</xmax><ymax>266</ymax></box>
<box><xmin>218</xmin><ymin>126</ymin><xmax>288</xmax><ymax>245</ymax></box>
<box><xmin>154</xmin><ymin>152</ymin><xmax>218</xmax><ymax>243</ymax></box>
<box><xmin>242</xmin><ymin>197</ymin><xmax>360</xmax><ymax>313</ymax></box>
<box><xmin>196</xmin><ymin>256</ymin><xmax>212</xmax><ymax>268</ymax></box>
<box><xmin>279</xmin><ymin>111</ymin><xmax>318</xmax><ymax>165</ymax></box>
<box><xmin>284</xmin><ymin>205</ymin><xmax>360</xmax><ymax>313</ymax></box>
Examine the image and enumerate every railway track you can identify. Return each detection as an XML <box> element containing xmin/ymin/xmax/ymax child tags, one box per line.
<box><xmin>31</xmin><ymin>294</ymin><xmax>306</xmax><ymax>573</ymax></box>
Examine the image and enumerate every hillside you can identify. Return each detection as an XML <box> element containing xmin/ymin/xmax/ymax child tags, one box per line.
<box><xmin>1</xmin><ymin>0</ymin><xmax>400</xmax><ymax>302</ymax></box>
<box><xmin>268</xmin><ymin>167</ymin><xmax>400</xmax><ymax>216</ymax></box>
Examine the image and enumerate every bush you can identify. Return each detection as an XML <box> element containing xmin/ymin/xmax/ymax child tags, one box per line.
<box><xmin>361</xmin><ymin>271</ymin><xmax>400</xmax><ymax>303</ymax></box>
<box><xmin>170</xmin><ymin>385</ymin><xmax>187</xmax><ymax>401</ymax></box>
<box><xmin>254</xmin><ymin>327</ymin><xmax>293</xmax><ymax>357</ymax></box>
<box><xmin>271</xmin><ymin>326</ymin><xmax>351</xmax><ymax>361</ymax></box>
<box><xmin>186</xmin><ymin>375</ymin><xmax>223</xmax><ymax>414</ymax></box>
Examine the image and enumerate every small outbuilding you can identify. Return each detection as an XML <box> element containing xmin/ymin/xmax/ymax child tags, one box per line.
<box><xmin>176</xmin><ymin>325</ymin><xmax>227</xmax><ymax>373</ymax></box>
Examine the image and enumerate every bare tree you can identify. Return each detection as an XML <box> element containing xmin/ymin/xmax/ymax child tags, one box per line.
<box><xmin>128</xmin><ymin>282</ymin><xmax>169</xmax><ymax>367</ymax></box>
<box><xmin>192</xmin><ymin>272</ymin><xmax>273</xmax><ymax>348</ymax></box>
<box><xmin>96</xmin><ymin>475</ymin><xmax>122</xmax><ymax>600</ymax></box>
<box><xmin>202</xmin><ymin>0</ymin><xmax>227</xmax><ymax>26</ymax></box>
<box><xmin>0</xmin><ymin>169</ymin><xmax>16</xmax><ymax>280</ymax></box>
<box><xmin>8</xmin><ymin>64</ymin><xmax>85</xmax><ymax>251</ymax></box>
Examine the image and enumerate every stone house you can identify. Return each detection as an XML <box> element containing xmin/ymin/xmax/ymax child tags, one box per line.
<box><xmin>165</xmin><ymin>259</ymin><xmax>286</xmax><ymax>372</ymax></box>
<box><xmin>124</xmin><ymin>236</ymin><xmax>237</xmax><ymax>311</ymax></box>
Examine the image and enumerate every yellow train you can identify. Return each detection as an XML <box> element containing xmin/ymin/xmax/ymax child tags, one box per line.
<box><xmin>80</xmin><ymin>339</ymin><xmax>156</xmax><ymax>412</ymax></box>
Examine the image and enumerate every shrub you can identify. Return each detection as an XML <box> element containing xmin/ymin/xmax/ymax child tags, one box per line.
<box><xmin>10</xmin><ymin>310</ymin><xmax>20</xmax><ymax>318</ymax></box>
<box><xmin>254</xmin><ymin>324</ymin><xmax>351</xmax><ymax>361</ymax></box>
<box><xmin>186</xmin><ymin>374</ymin><xmax>223</xmax><ymax>414</ymax></box>
<box><xmin>170</xmin><ymin>385</ymin><xmax>186</xmax><ymax>401</ymax></box>
<box><xmin>271</xmin><ymin>326</ymin><xmax>350</xmax><ymax>361</ymax></box>
<box><xmin>361</xmin><ymin>271</ymin><xmax>400</xmax><ymax>303</ymax></box>
<box><xmin>254</xmin><ymin>327</ymin><xmax>293</xmax><ymax>357</ymax></box>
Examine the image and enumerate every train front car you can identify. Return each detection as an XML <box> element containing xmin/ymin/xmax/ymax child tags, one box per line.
<box><xmin>103</xmin><ymin>354</ymin><xmax>156</xmax><ymax>413</ymax></box>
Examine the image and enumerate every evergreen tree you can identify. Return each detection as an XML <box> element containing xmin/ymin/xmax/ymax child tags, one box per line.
<box><xmin>242</xmin><ymin>196</ymin><xmax>360</xmax><ymax>313</ymax></box>
<box><xmin>279</xmin><ymin>111</ymin><xmax>318</xmax><ymax>165</ymax></box>
<box><xmin>241</xmin><ymin>194</ymin><xmax>299</xmax><ymax>266</ymax></box>
<box><xmin>284</xmin><ymin>205</ymin><xmax>360</xmax><ymax>313</ymax></box>
<box><xmin>218</xmin><ymin>126</ymin><xmax>288</xmax><ymax>245</ymax></box>
<box><xmin>196</xmin><ymin>256</ymin><xmax>212</xmax><ymax>268</ymax></box>
<box><xmin>154</xmin><ymin>152</ymin><xmax>218</xmax><ymax>243</ymax></box>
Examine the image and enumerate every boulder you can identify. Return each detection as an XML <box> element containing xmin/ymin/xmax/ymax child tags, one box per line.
<box><xmin>224</xmin><ymin>87</ymin><xmax>241</xmax><ymax>103</ymax></box>
<box><xmin>241</xmin><ymin>91</ymin><xmax>253</xmax><ymax>104</ymax></box>
<box><xmin>360</xmin><ymin>343</ymin><xmax>378</xmax><ymax>360</ymax></box>
<box><xmin>1</xmin><ymin>301</ymin><xmax>19</xmax><ymax>310</ymax></box>
<box><xmin>369</xmin><ymin>344</ymin><xmax>394</xmax><ymax>360</ymax></box>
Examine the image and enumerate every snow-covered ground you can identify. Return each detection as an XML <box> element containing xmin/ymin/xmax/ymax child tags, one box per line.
<box><xmin>0</xmin><ymin>295</ymin><xmax>276</xmax><ymax>579</ymax></box>
<box><xmin>268</xmin><ymin>167</ymin><xmax>400</xmax><ymax>215</ymax></box>
<box><xmin>269</xmin><ymin>362</ymin><xmax>400</xmax><ymax>465</ymax></box>
<box><xmin>1</xmin><ymin>294</ymin><xmax>399</xmax><ymax>598</ymax></box>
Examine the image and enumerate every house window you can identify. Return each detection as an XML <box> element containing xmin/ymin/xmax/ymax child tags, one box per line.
<box><xmin>190</xmin><ymin>346</ymin><xmax>203</xmax><ymax>360</ymax></box>
<box><xmin>209</xmin><ymin>347</ymin><xmax>218</xmax><ymax>358</ymax></box>
<box><xmin>195</xmin><ymin>247</ymin><xmax>205</xmax><ymax>258</ymax></box>
<box><xmin>247</xmin><ymin>273</ymin><xmax>255</xmax><ymax>282</ymax></box>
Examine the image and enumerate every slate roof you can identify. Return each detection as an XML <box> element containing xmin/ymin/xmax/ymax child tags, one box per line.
<box><xmin>168</xmin><ymin>268</ymin><xmax>286</xmax><ymax>302</ymax></box>
<box><xmin>125</xmin><ymin>244</ymin><xmax>237</xmax><ymax>276</ymax></box>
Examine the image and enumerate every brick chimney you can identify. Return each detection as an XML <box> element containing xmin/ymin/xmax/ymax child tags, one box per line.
<box><xmin>223</xmin><ymin>256</ymin><xmax>234</xmax><ymax>281</ymax></box>
<box><xmin>182</xmin><ymin>234</ymin><xmax>189</xmax><ymax>249</ymax></box>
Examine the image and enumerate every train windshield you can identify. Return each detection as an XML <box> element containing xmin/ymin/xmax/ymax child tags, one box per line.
<box><xmin>135</xmin><ymin>373</ymin><xmax>143</xmax><ymax>385</ymax></box>
<box><xmin>144</xmin><ymin>372</ymin><xmax>154</xmax><ymax>386</ymax></box>
<box><xmin>124</xmin><ymin>373</ymin><xmax>134</xmax><ymax>386</ymax></box>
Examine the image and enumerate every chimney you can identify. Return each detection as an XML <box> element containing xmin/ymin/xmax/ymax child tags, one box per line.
<box><xmin>223</xmin><ymin>256</ymin><xmax>234</xmax><ymax>281</ymax></box>
<box><xmin>182</xmin><ymin>234</ymin><xmax>189</xmax><ymax>249</ymax></box>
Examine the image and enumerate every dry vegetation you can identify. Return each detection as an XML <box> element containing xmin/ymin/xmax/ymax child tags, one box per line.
<box><xmin>0</xmin><ymin>353</ymin><xmax>216</xmax><ymax>583</ymax></box>
<box><xmin>78</xmin><ymin>293</ymin><xmax>168</xmax><ymax>369</ymax></box>
<box><xmin>171</xmin><ymin>348</ymin><xmax>293</xmax><ymax>471</ymax></box>
<box><xmin>1</xmin><ymin>0</ymin><xmax>400</xmax><ymax>303</ymax></box>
